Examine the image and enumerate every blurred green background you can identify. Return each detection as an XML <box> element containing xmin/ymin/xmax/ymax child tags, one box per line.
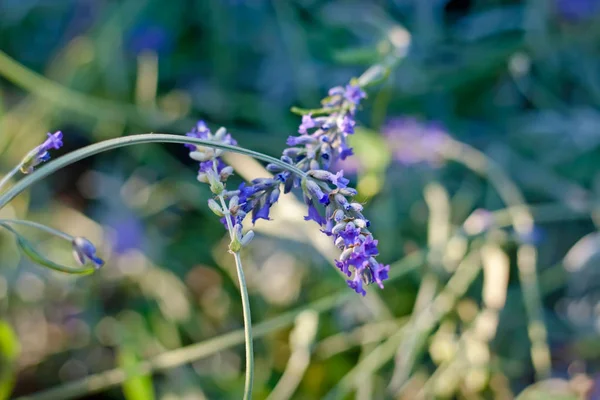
<box><xmin>1</xmin><ymin>0</ymin><xmax>600</xmax><ymax>399</ymax></box>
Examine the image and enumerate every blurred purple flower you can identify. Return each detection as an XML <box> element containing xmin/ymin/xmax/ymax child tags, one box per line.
<box><xmin>383</xmin><ymin>117</ymin><xmax>447</xmax><ymax>166</ymax></box>
<box><xmin>556</xmin><ymin>0</ymin><xmax>600</xmax><ymax>21</ymax></box>
<box><xmin>107</xmin><ymin>215</ymin><xmax>145</xmax><ymax>254</ymax></box>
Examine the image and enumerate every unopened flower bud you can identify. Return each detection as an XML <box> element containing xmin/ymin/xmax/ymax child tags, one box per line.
<box><xmin>208</xmin><ymin>199</ymin><xmax>224</xmax><ymax>216</ymax></box>
<box><xmin>240</xmin><ymin>230</ymin><xmax>255</xmax><ymax>246</ymax></box>
<box><xmin>197</xmin><ymin>172</ymin><xmax>209</xmax><ymax>183</ymax></box>
<box><xmin>332</xmin><ymin>222</ymin><xmax>347</xmax><ymax>235</ymax></box>
<box><xmin>334</xmin><ymin>194</ymin><xmax>349</xmax><ymax>208</ymax></box>
<box><xmin>354</xmin><ymin>219</ymin><xmax>367</xmax><ymax>228</ymax></box>
<box><xmin>269</xmin><ymin>188</ymin><xmax>280</xmax><ymax>204</ymax></box>
<box><xmin>267</xmin><ymin>164</ymin><xmax>282</xmax><ymax>173</ymax></box>
<box><xmin>214</xmin><ymin>127</ymin><xmax>227</xmax><ymax>140</ymax></box>
<box><xmin>349</xmin><ymin>203</ymin><xmax>363</xmax><ymax>212</ymax></box>
<box><xmin>72</xmin><ymin>237</ymin><xmax>104</xmax><ymax>269</ymax></box>
<box><xmin>334</xmin><ymin>236</ymin><xmax>345</xmax><ymax>248</ymax></box>
<box><xmin>219</xmin><ymin>166</ymin><xmax>234</xmax><ymax>180</ymax></box>
<box><xmin>189</xmin><ymin>150</ymin><xmax>214</xmax><ymax>162</ymax></box>
<box><xmin>229</xmin><ymin>195</ymin><xmax>239</xmax><ymax>210</ymax></box>
<box><xmin>340</xmin><ymin>247</ymin><xmax>353</xmax><ymax>261</ymax></box>
<box><xmin>308</xmin><ymin>170</ymin><xmax>332</xmax><ymax>181</ymax></box>
<box><xmin>339</xmin><ymin>188</ymin><xmax>358</xmax><ymax>197</ymax></box>
<box><xmin>333</xmin><ymin>209</ymin><xmax>345</xmax><ymax>222</ymax></box>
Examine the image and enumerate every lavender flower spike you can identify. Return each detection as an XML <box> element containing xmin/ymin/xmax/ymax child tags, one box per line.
<box><xmin>20</xmin><ymin>131</ymin><xmax>64</xmax><ymax>174</ymax></box>
<box><xmin>179</xmin><ymin>79</ymin><xmax>388</xmax><ymax>296</ymax></box>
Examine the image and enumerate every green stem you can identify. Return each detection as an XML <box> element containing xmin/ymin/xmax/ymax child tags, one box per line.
<box><xmin>0</xmin><ymin>134</ymin><xmax>308</xmax><ymax>211</ymax></box>
<box><xmin>218</xmin><ymin>194</ymin><xmax>254</xmax><ymax>400</ymax></box>
<box><xmin>0</xmin><ymin>219</ymin><xmax>73</xmax><ymax>241</ymax></box>
<box><xmin>0</xmin><ymin>165</ymin><xmax>21</xmax><ymax>193</ymax></box>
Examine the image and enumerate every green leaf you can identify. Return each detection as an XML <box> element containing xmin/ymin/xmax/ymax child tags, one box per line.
<box><xmin>0</xmin><ymin>223</ymin><xmax>95</xmax><ymax>275</ymax></box>
<box><xmin>0</xmin><ymin>321</ymin><xmax>19</xmax><ymax>400</ymax></box>
<box><xmin>333</xmin><ymin>47</ymin><xmax>382</xmax><ymax>65</ymax></box>
<box><xmin>118</xmin><ymin>348</ymin><xmax>155</xmax><ymax>400</ymax></box>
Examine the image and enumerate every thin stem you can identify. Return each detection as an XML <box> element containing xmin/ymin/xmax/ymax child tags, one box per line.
<box><xmin>0</xmin><ymin>219</ymin><xmax>73</xmax><ymax>241</ymax></box>
<box><xmin>219</xmin><ymin>194</ymin><xmax>254</xmax><ymax>400</ymax></box>
<box><xmin>0</xmin><ymin>165</ymin><xmax>22</xmax><ymax>193</ymax></box>
<box><xmin>0</xmin><ymin>134</ymin><xmax>309</xmax><ymax>211</ymax></box>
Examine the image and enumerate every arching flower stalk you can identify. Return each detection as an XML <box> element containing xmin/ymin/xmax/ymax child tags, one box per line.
<box><xmin>186</xmin><ymin>79</ymin><xmax>389</xmax><ymax>296</ymax></box>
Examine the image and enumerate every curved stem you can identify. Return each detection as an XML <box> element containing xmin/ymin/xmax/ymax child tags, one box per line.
<box><xmin>0</xmin><ymin>134</ymin><xmax>308</xmax><ymax>211</ymax></box>
<box><xmin>0</xmin><ymin>219</ymin><xmax>73</xmax><ymax>241</ymax></box>
<box><xmin>0</xmin><ymin>165</ymin><xmax>22</xmax><ymax>193</ymax></box>
<box><xmin>219</xmin><ymin>194</ymin><xmax>254</xmax><ymax>400</ymax></box>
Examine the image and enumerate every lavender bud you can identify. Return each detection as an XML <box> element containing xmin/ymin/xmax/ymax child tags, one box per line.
<box><xmin>206</xmin><ymin>171</ymin><xmax>224</xmax><ymax>194</ymax></box>
<box><xmin>197</xmin><ymin>172</ymin><xmax>209</xmax><ymax>183</ymax></box>
<box><xmin>305</xmin><ymin>180</ymin><xmax>329</xmax><ymax>204</ymax></box>
<box><xmin>208</xmin><ymin>199</ymin><xmax>224</xmax><ymax>216</ymax></box>
<box><xmin>339</xmin><ymin>188</ymin><xmax>358</xmax><ymax>197</ymax></box>
<box><xmin>332</xmin><ymin>222</ymin><xmax>347</xmax><ymax>235</ymax></box>
<box><xmin>354</xmin><ymin>219</ymin><xmax>367</xmax><ymax>228</ymax></box>
<box><xmin>269</xmin><ymin>188</ymin><xmax>280</xmax><ymax>204</ymax></box>
<box><xmin>72</xmin><ymin>237</ymin><xmax>104</xmax><ymax>269</ymax></box>
<box><xmin>229</xmin><ymin>196</ymin><xmax>239</xmax><ymax>210</ymax></box>
<box><xmin>240</xmin><ymin>230</ymin><xmax>255</xmax><ymax>246</ymax></box>
<box><xmin>334</xmin><ymin>194</ymin><xmax>349</xmax><ymax>208</ymax></box>
<box><xmin>214</xmin><ymin>127</ymin><xmax>227</xmax><ymax>140</ymax></box>
<box><xmin>283</xmin><ymin>148</ymin><xmax>303</xmax><ymax>158</ymax></box>
<box><xmin>189</xmin><ymin>150</ymin><xmax>214</xmax><ymax>162</ymax></box>
<box><xmin>281</xmin><ymin>155</ymin><xmax>294</xmax><ymax>164</ymax></box>
<box><xmin>308</xmin><ymin>170</ymin><xmax>333</xmax><ymax>181</ymax></box>
<box><xmin>340</xmin><ymin>247</ymin><xmax>353</xmax><ymax>261</ymax></box>
<box><xmin>333</xmin><ymin>209</ymin><xmax>345</xmax><ymax>222</ymax></box>
<box><xmin>334</xmin><ymin>236</ymin><xmax>345</xmax><ymax>248</ymax></box>
<box><xmin>349</xmin><ymin>203</ymin><xmax>363</xmax><ymax>212</ymax></box>
<box><xmin>309</xmin><ymin>159</ymin><xmax>320</xmax><ymax>170</ymax></box>
<box><xmin>267</xmin><ymin>164</ymin><xmax>282</xmax><ymax>173</ymax></box>
<box><xmin>220</xmin><ymin>166</ymin><xmax>234</xmax><ymax>180</ymax></box>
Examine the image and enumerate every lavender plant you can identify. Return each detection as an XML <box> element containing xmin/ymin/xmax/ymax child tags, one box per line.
<box><xmin>0</xmin><ymin>61</ymin><xmax>396</xmax><ymax>398</ymax></box>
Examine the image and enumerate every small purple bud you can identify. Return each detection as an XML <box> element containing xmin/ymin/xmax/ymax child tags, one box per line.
<box><xmin>338</xmin><ymin>115</ymin><xmax>356</xmax><ymax>135</ymax></box>
<box><xmin>72</xmin><ymin>237</ymin><xmax>104</xmax><ymax>269</ymax></box>
<box><xmin>298</xmin><ymin>114</ymin><xmax>317</xmax><ymax>134</ymax></box>
<box><xmin>287</xmin><ymin>136</ymin><xmax>317</xmax><ymax>146</ymax></box>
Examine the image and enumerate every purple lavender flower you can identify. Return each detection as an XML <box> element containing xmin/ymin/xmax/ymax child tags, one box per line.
<box><xmin>555</xmin><ymin>0</ymin><xmax>600</xmax><ymax>21</ymax></box>
<box><xmin>304</xmin><ymin>200</ymin><xmax>326</xmax><ymax>225</ymax></box>
<box><xmin>20</xmin><ymin>131</ymin><xmax>64</xmax><ymax>174</ymax></box>
<box><xmin>41</xmin><ymin>131</ymin><xmax>63</xmax><ymax>151</ymax></box>
<box><xmin>298</xmin><ymin>114</ymin><xmax>316</xmax><ymax>134</ymax></box>
<box><xmin>338</xmin><ymin>115</ymin><xmax>355</xmax><ymax>135</ymax></box>
<box><xmin>185</xmin><ymin>121</ymin><xmax>212</xmax><ymax>150</ymax></box>
<box><xmin>383</xmin><ymin>118</ymin><xmax>447</xmax><ymax>166</ymax></box>
<box><xmin>339</xmin><ymin>224</ymin><xmax>361</xmax><ymax>246</ymax></box>
<box><xmin>345</xmin><ymin>84</ymin><xmax>366</xmax><ymax>105</ymax></box>
<box><xmin>181</xmin><ymin>80</ymin><xmax>389</xmax><ymax>295</ymax></box>
<box><xmin>72</xmin><ymin>237</ymin><xmax>104</xmax><ymax>269</ymax></box>
<box><xmin>330</xmin><ymin>170</ymin><xmax>349</xmax><ymax>188</ymax></box>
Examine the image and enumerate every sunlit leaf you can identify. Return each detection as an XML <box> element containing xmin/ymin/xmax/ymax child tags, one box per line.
<box><xmin>0</xmin><ymin>321</ymin><xmax>19</xmax><ymax>400</ymax></box>
<box><xmin>118</xmin><ymin>347</ymin><xmax>155</xmax><ymax>400</ymax></box>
